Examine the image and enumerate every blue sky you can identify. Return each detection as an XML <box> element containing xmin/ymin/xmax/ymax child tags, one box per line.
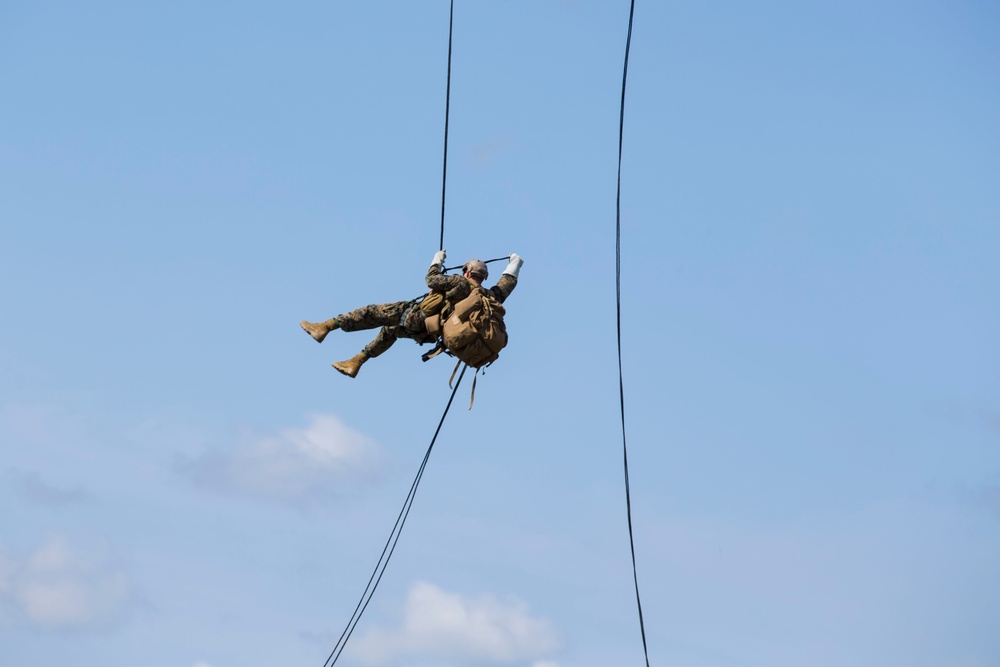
<box><xmin>2</xmin><ymin>1</ymin><xmax>999</xmax><ymax>666</ymax></box>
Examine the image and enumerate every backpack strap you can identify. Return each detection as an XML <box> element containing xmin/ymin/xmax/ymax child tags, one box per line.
<box><xmin>421</xmin><ymin>340</ymin><xmax>448</xmax><ymax>362</ymax></box>
<box><xmin>468</xmin><ymin>368</ymin><xmax>480</xmax><ymax>410</ymax></box>
<box><xmin>445</xmin><ymin>359</ymin><xmax>481</xmax><ymax>410</ymax></box>
<box><xmin>448</xmin><ymin>358</ymin><xmax>463</xmax><ymax>388</ymax></box>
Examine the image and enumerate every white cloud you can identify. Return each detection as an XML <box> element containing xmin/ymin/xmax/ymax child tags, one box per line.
<box><xmin>0</xmin><ymin>537</ymin><xmax>131</xmax><ymax>631</ymax></box>
<box><xmin>180</xmin><ymin>413</ymin><xmax>384</xmax><ymax>502</ymax></box>
<box><xmin>350</xmin><ymin>581</ymin><xmax>559</xmax><ymax>665</ymax></box>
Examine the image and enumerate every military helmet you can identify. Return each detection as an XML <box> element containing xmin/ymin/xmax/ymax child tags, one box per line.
<box><xmin>463</xmin><ymin>259</ymin><xmax>488</xmax><ymax>279</ymax></box>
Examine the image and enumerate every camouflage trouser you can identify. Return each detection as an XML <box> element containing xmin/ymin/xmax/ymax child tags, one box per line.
<box><xmin>338</xmin><ymin>301</ymin><xmax>433</xmax><ymax>358</ymax></box>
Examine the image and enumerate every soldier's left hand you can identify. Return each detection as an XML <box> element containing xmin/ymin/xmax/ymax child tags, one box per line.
<box><xmin>503</xmin><ymin>253</ymin><xmax>524</xmax><ymax>277</ymax></box>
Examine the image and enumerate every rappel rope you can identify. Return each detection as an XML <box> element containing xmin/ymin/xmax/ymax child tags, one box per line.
<box><xmin>616</xmin><ymin>1</ymin><xmax>651</xmax><ymax>665</ymax></box>
<box><xmin>435</xmin><ymin>0</ymin><xmax>479</xmax><ymax>408</ymax></box>
<box><xmin>438</xmin><ymin>0</ymin><xmax>454</xmax><ymax>253</ymax></box>
<box><xmin>321</xmin><ymin>366</ymin><xmax>467</xmax><ymax>667</ymax></box>
<box><xmin>322</xmin><ymin>0</ymin><xmax>650</xmax><ymax>663</ymax></box>
<box><xmin>321</xmin><ymin>6</ymin><xmax>461</xmax><ymax>665</ymax></box>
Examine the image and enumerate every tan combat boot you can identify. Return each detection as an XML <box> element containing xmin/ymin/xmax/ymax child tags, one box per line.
<box><xmin>332</xmin><ymin>351</ymin><xmax>368</xmax><ymax>378</ymax></box>
<box><xmin>300</xmin><ymin>318</ymin><xmax>339</xmax><ymax>343</ymax></box>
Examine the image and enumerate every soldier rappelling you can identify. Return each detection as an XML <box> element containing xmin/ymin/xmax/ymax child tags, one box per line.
<box><xmin>300</xmin><ymin>251</ymin><xmax>523</xmax><ymax>377</ymax></box>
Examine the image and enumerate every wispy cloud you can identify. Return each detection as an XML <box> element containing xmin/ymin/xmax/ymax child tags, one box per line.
<box><xmin>178</xmin><ymin>413</ymin><xmax>384</xmax><ymax>503</ymax></box>
<box><xmin>0</xmin><ymin>537</ymin><xmax>132</xmax><ymax>631</ymax></box>
<box><xmin>349</xmin><ymin>580</ymin><xmax>559</xmax><ymax>665</ymax></box>
<box><xmin>8</xmin><ymin>469</ymin><xmax>89</xmax><ymax>508</ymax></box>
<box><xmin>0</xmin><ymin>402</ymin><xmax>86</xmax><ymax>451</ymax></box>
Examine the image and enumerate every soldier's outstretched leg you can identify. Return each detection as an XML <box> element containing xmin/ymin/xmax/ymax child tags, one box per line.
<box><xmin>336</xmin><ymin>302</ymin><xmax>407</xmax><ymax>332</ymax></box>
<box><xmin>300</xmin><ymin>317</ymin><xmax>340</xmax><ymax>343</ymax></box>
<box><xmin>331</xmin><ymin>327</ymin><xmax>396</xmax><ymax>379</ymax></box>
<box><xmin>317</xmin><ymin>302</ymin><xmax>411</xmax><ymax>378</ymax></box>
<box><xmin>332</xmin><ymin>350</ymin><xmax>369</xmax><ymax>378</ymax></box>
<box><xmin>301</xmin><ymin>301</ymin><xmax>404</xmax><ymax>344</ymax></box>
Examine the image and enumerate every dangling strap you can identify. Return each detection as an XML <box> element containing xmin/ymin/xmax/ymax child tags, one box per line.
<box><xmin>421</xmin><ymin>340</ymin><xmax>447</xmax><ymax>362</ymax></box>
<box><xmin>399</xmin><ymin>304</ymin><xmax>415</xmax><ymax>327</ymax></box>
<box><xmin>467</xmin><ymin>368</ymin><xmax>480</xmax><ymax>410</ymax></box>
<box><xmin>449</xmin><ymin>359</ymin><xmax>464</xmax><ymax>388</ymax></box>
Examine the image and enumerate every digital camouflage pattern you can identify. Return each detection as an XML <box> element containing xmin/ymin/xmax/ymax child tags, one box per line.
<box><xmin>337</xmin><ymin>264</ymin><xmax>518</xmax><ymax>358</ymax></box>
<box><xmin>425</xmin><ymin>264</ymin><xmax>517</xmax><ymax>308</ymax></box>
<box><xmin>337</xmin><ymin>301</ymin><xmax>433</xmax><ymax>358</ymax></box>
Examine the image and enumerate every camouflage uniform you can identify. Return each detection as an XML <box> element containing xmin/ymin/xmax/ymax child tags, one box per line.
<box><xmin>338</xmin><ymin>265</ymin><xmax>518</xmax><ymax>359</ymax></box>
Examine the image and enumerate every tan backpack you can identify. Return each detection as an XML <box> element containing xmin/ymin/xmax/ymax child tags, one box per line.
<box><xmin>436</xmin><ymin>287</ymin><xmax>508</xmax><ymax>368</ymax></box>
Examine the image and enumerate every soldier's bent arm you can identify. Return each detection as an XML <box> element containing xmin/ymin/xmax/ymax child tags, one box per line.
<box><xmin>425</xmin><ymin>264</ymin><xmax>466</xmax><ymax>292</ymax></box>
<box><xmin>490</xmin><ymin>274</ymin><xmax>517</xmax><ymax>304</ymax></box>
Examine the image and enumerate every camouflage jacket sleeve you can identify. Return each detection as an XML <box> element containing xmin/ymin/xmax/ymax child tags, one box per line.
<box><xmin>489</xmin><ymin>273</ymin><xmax>517</xmax><ymax>304</ymax></box>
<box><xmin>425</xmin><ymin>264</ymin><xmax>517</xmax><ymax>304</ymax></box>
<box><xmin>425</xmin><ymin>264</ymin><xmax>470</xmax><ymax>303</ymax></box>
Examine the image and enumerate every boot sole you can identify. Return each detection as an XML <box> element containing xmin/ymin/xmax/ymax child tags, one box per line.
<box><xmin>300</xmin><ymin>321</ymin><xmax>328</xmax><ymax>343</ymax></box>
<box><xmin>331</xmin><ymin>363</ymin><xmax>358</xmax><ymax>378</ymax></box>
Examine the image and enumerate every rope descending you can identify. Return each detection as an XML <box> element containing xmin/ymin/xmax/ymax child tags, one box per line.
<box><xmin>615</xmin><ymin>1</ymin><xmax>651</xmax><ymax>666</ymax></box>
<box><xmin>321</xmin><ymin>6</ymin><xmax>462</xmax><ymax>665</ymax></box>
<box><xmin>321</xmin><ymin>366</ymin><xmax>468</xmax><ymax>667</ymax></box>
